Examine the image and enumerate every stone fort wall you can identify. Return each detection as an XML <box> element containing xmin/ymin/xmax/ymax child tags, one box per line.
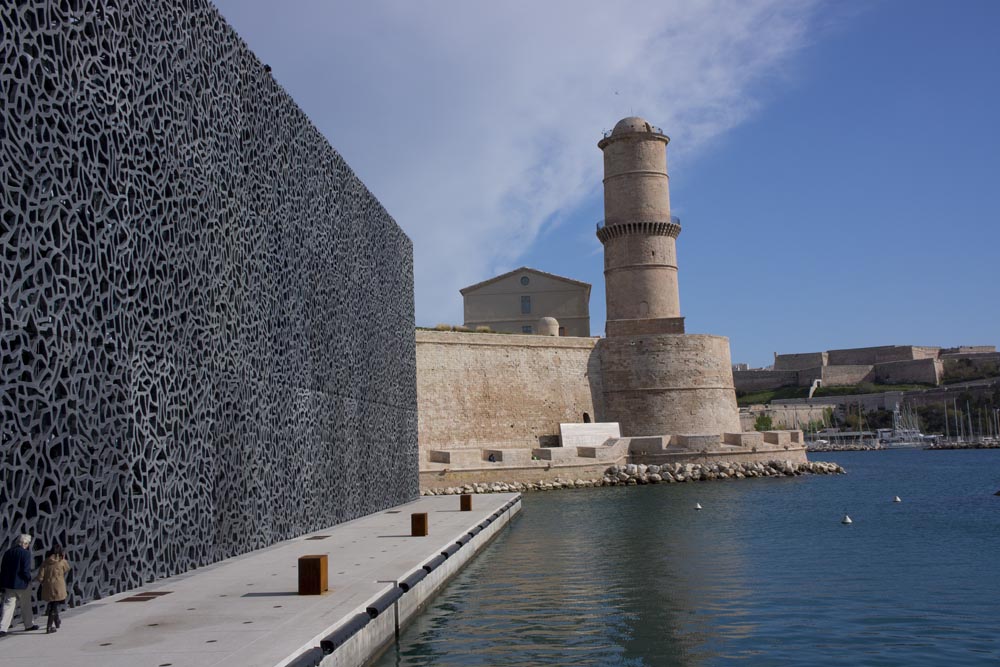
<box><xmin>827</xmin><ymin>345</ymin><xmax>939</xmax><ymax>365</ymax></box>
<box><xmin>0</xmin><ymin>0</ymin><xmax>417</xmax><ymax>606</ymax></box>
<box><xmin>600</xmin><ymin>334</ymin><xmax>742</xmax><ymax>436</ymax></box>
<box><xmin>416</xmin><ymin>331</ymin><xmax>603</xmax><ymax>454</ymax></box>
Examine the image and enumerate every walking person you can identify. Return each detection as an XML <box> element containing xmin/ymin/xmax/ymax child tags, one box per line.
<box><xmin>36</xmin><ymin>545</ymin><xmax>70</xmax><ymax>633</ymax></box>
<box><xmin>0</xmin><ymin>534</ymin><xmax>39</xmax><ymax>635</ymax></box>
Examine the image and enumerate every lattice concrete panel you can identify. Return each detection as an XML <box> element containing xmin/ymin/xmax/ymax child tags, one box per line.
<box><xmin>0</xmin><ymin>0</ymin><xmax>418</xmax><ymax>606</ymax></box>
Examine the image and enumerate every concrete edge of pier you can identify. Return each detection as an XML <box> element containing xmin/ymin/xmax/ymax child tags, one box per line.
<box><xmin>286</xmin><ymin>494</ymin><xmax>522</xmax><ymax>667</ymax></box>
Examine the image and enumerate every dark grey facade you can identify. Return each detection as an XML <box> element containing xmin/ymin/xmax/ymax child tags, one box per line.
<box><xmin>0</xmin><ymin>0</ymin><xmax>418</xmax><ymax>605</ymax></box>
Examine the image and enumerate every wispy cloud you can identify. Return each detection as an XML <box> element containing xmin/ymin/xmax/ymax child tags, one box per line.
<box><xmin>214</xmin><ymin>0</ymin><xmax>822</xmax><ymax>325</ymax></box>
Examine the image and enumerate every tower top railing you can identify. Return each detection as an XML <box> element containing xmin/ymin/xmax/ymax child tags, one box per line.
<box><xmin>601</xmin><ymin>124</ymin><xmax>664</xmax><ymax>139</ymax></box>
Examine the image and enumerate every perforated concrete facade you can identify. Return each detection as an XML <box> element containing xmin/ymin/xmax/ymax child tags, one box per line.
<box><xmin>0</xmin><ymin>0</ymin><xmax>417</xmax><ymax>606</ymax></box>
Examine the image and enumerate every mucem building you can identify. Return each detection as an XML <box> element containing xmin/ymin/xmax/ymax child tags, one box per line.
<box><xmin>0</xmin><ymin>1</ymin><xmax>418</xmax><ymax>605</ymax></box>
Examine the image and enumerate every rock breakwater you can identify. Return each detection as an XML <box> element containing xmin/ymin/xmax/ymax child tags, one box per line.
<box><xmin>421</xmin><ymin>460</ymin><xmax>845</xmax><ymax>495</ymax></box>
<box><xmin>807</xmin><ymin>443</ymin><xmax>883</xmax><ymax>452</ymax></box>
<box><xmin>926</xmin><ymin>441</ymin><xmax>1000</xmax><ymax>450</ymax></box>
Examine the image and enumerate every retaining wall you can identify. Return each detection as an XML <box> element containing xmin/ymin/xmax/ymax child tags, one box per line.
<box><xmin>733</xmin><ymin>370</ymin><xmax>799</xmax><ymax>392</ymax></box>
<box><xmin>874</xmin><ymin>358</ymin><xmax>942</xmax><ymax>385</ymax></box>
<box><xmin>821</xmin><ymin>364</ymin><xmax>876</xmax><ymax>386</ymax></box>
<box><xmin>739</xmin><ymin>404</ymin><xmax>835</xmax><ymax>430</ymax></box>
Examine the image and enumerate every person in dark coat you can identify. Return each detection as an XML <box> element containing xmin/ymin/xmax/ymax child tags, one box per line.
<box><xmin>0</xmin><ymin>534</ymin><xmax>39</xmax><ymax>634</ymax></box>
<box><xmin>36</xmin><ymin>544</ymin><xmax>71</xmax><ymax>633</ymax></box>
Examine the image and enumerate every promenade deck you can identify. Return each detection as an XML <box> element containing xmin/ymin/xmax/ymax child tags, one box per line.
<box><xmin>0</xmin><ymin>493</ymin><xmax>521</xmax><ymax>667</ymax></box>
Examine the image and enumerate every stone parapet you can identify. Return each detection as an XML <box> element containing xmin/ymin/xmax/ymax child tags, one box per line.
<box><xmin>675</xmin><ymin>434</ymin><xmax>723</xmax><ymax>448</ymax></box>
<box><xmin>724</xmin><ymin>432</ymin><xmax>764</xmax><ymax>447</ymax></box>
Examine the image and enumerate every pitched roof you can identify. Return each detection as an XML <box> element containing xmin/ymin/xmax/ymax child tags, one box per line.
<box><xmin>459</xmin><ymin>266</ymin><xmax>591</xmax><ymax>295</ymax></box>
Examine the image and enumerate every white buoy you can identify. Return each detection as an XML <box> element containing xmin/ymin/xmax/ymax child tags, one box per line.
<box><xmin>893</xmin><ymin>496</ymin><xmax>901</xmax><ymax>503</ymax></box>
<box><xmin>695</xmin><ymin>503</ymin><xmax>702</xmax><ymax>510</ymax></box>
<box><xmin>841</xmin><ymin>514</ymin><xmax>852</xmax><ymax>524</ymax></box>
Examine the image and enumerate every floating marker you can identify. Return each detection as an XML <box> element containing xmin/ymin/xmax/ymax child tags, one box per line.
<box><xmin>893</xmin><ymin>496</ymin><xmax>901</xmax><ymax>503</ymax></box>
<box><xmin>841</xmin><ymin>514</ymin><xmax>852</xmax><ymax>524</ymax></box>
<box><xmin>695</xmin><ymin>503</ymin><xmax>702</xmax><ymax>510</ymax></box>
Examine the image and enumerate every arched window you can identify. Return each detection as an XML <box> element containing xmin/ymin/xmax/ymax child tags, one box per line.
<box><xmin>583</xmin><ymin>412</ymin><xmax>591</xmax><ymax>423</ymax></box>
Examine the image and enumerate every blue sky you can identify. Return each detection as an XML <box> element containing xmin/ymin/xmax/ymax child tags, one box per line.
<box><xmin>213</xmin><ymin>0</ymin><xmax>998</xmax><ymax>367</ymax></box>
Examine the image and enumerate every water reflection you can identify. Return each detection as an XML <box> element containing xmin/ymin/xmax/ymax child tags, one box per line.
<box><xmin>378</xmin><ymin>450</ymin><xmax>1000</xmax><ymax>666</ymax></box>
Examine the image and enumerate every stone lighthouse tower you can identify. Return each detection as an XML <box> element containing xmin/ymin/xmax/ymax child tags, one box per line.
<box><xmin>598</xmin><ymin>117</ymin><xmax>742</xmax><ymax>437</ymax></box>
<box><xmin>597</xmin><ymin>116</ymin><xmax>684</xmax><ymax>336</ymax></box>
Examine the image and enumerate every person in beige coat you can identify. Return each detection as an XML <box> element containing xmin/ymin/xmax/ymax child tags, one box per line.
<box><xmin>36</xmin><ymin>545</ymin><xmax>70</xmax><ymax>634</ymax></box>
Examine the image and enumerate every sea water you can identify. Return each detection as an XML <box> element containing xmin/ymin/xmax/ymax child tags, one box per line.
<box><xmin>375</xmin><ymin>449</ymin><xmax>1000</xmax><ymax>666</ymax></box>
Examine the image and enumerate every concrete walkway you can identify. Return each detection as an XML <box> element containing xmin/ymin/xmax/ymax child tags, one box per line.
<box><xmin>0</xmin><ymin>493</ymin><xmax>520</xmax><ymax>667</ymax></box>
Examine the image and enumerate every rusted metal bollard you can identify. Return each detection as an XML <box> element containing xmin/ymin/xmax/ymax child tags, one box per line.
<box><xmin>411</xmin><ymin>512</ymin><xmax>429</xmax><ymax>536</ymax></box>
<box><xmin>298</xmin><ymin>554</ymin><xmax>328</xmax><ymax>595</ymax></box>
<box><xmin>460</xmin><ymin>494</ymin><xmax>472</xmax><ymax>511</ymax></box>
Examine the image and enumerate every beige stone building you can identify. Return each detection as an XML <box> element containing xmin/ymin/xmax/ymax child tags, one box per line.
<box><xmin>460</xmin><ymin>267</ymin><xmax>591</xmax><ymax>336</ymax></box>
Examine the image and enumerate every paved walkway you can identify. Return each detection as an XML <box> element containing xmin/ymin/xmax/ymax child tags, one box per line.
<box><xmin>0</xmin><ymin>493</ymin><xmax>519</xmax><ymax>667</ymax></box>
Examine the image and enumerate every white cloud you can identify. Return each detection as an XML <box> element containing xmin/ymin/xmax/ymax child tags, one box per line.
<box><xmin>214</xmin><ymin>0</ymin><xmax>822</xmax><ymax>326</ymax></box>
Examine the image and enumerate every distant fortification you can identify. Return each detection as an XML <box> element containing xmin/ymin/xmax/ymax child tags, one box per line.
<box><xmin>734</xmin><ymin>344</ymin><xmax>998</xmax><ymax>393</ymax></box>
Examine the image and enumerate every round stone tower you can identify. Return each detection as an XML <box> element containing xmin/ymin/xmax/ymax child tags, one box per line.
<box><xmin>597</xmin><ymin>116</ymin><xmax>741</xmax><ymax>437</ymax></box>
<box><xmin>597</xmin><ymin>117</ymin><xmax>683</xmax><ymax>336</ymax></box>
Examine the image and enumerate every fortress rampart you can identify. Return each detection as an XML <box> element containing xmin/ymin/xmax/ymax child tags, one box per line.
<box><xmin>416</xmin><ymin>331</ymin><xmax>602</xmax><ymax>451</ymax></box>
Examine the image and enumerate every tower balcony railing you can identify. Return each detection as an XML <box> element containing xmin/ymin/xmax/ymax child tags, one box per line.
<box><xmin>596</xmin><ymin>215</ymin><xmax>680</xmax><ymax>231</ymax></box>
<box><xmin>596</xmin><ymin>216</ymin><xmax>682</xmax><ymax>243</ymax></box>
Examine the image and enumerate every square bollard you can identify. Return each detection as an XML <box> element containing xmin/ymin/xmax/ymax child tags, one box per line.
<box><xmin>460</xmin><ymin>494</ymin><xmax>472</xmax><ymax>511</ymax></box>
<box><xmin>298</xmin><ymin>554</ymin><xmax>328</xmax><ymax>595</ymax></box>
<box><xmin>411</xmin><ymin>512</ymin><xmax>429</xmax><ymax>536</ymax></box>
